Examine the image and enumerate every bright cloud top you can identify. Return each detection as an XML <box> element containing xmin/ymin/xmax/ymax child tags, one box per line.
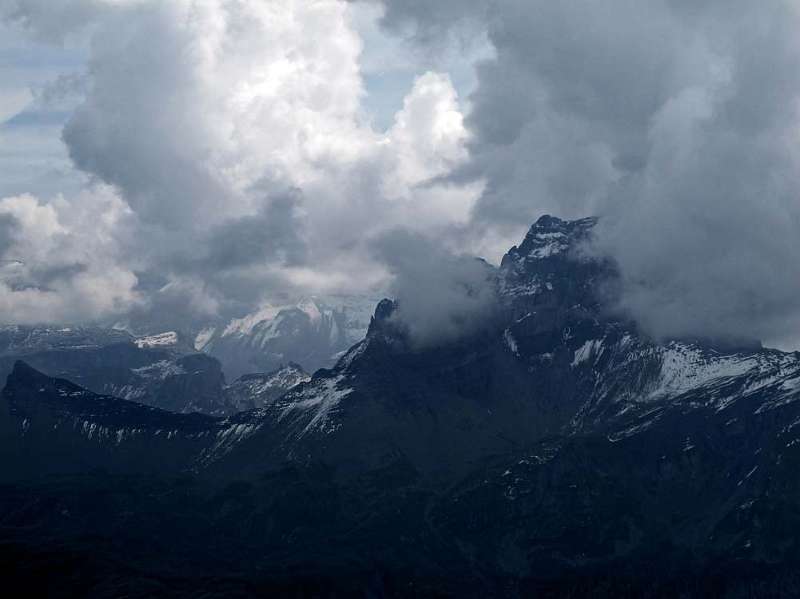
<box><xmin>3</xmin><ymin>0</ymin><xmax>800</xmax><ymax>350</ymax></box>
<box><xmin>0</xmin><ymin>0</ymin><xmax>479</xmax><ymax>326</ymax></box>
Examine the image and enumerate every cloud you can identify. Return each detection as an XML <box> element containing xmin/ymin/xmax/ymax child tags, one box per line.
<box><xmin>0</xmin><ymin>187</ymin><xmax>141</xmax><ymax>324</ymax></box>
<box><xmin>376</xmin><ymin>0</ymin><xmax>800</xmax><ymax>348</ymax></box>
<box><xmin>0</xmin><ymin>212</ymin><xmax>18</xmax><ymax>257</ymax></box>
<box><xmin>10</xmin><ymin>0</ymin><xmax>799</xmax><ymax>349</ymax></box>
<box><xmin>204</xmin><ymin>191</ymin><xmax>308</xmax><ymax>271</ymax></box>
<box><xmin>371</xmin><ymin>229</ymin><xmax>496</xmax><ymax>346</ymax></box>
<box><xmin>2</xmin><ymin>0</ymin><xmax>481</xmax><ymax>332</ymax></box>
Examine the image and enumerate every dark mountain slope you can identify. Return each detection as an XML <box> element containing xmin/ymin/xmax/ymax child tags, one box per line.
<box><xmin>0</xmin><ymin>327</ymin><xmax>235</xmax><ymax>415</ymax></box>
<box><xmin>2</xmin><ymin>215</ymin><xmax>800</xmax><ymax>595</ymax></box>
<box><xmin>0</xmin><ymin>362</ymin><xmax>222</xmax><ymax>479</ymax></box>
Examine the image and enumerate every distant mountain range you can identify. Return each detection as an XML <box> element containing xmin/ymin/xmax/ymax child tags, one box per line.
<box><xmin>195</xmin><ymin>295</ymin><xmax>380</xmax><ymax>380</ymax></box>
<box><xmin>3</xmin><ymin>215</ymin><xmax>800</xmax><ymax>596</ymax></box>
<box><xmin>0</xmin><ymin>326</ymin><xmax>309</xmax><ymax>416</ymax></box>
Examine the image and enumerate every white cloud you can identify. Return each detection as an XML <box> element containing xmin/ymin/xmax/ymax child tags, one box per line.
<box><xmin>0</xmin><ymin>187</ymin><xmax>141</xmax><ymax>323</ymax></box>
<box><xmin>0</xmin><ymin>0</ymin><xmax>482</xmax><ymax>328</ymax></box>
<box><xmin>376</xmin><ymin>0</ymin><xmax>800</xmax><ymax>349</ymax></box>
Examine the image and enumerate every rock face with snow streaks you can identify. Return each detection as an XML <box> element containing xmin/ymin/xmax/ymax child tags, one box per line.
<box><xmin>223</xmin><ymin>362</ymin><xmax>311</xmax><ymax>411</ymax></box>
<box><xmin>203</xmin><ymin>215</ymin><xmax>800</xmax><ymax>490</ymax></box>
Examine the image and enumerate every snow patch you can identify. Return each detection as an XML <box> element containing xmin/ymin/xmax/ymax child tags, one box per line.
<box><xmin>222</xmin><ymin>305</ymin><xmax>283</xmax><ymax>337</ymax></box>
<box><xmin>199</xmin><ymin>421</ymin><xmax>262</xmax><ymax>464</ymax></box>
<box><xmin>336</xmin><ymin>339</ymin><xmax>369</xmax><ymax>369</ymax></box>
<box><xmin>297</xmin><ymin>298</ymin><xmax>322</xmax><ymax>323</ymax></box>
<box><xmin>526</xmin><ymin>232</ymin><xmax>570</xmax><ymax>259</ymax></box>
<box><xmin>572</xmin><ymin>339</ymin><xmax>603</xmax><ymax>367</ymax></box>
<box><xmin>279</xmin><ymin>374</ymin><xmax>353</xmax><ymax>436</ymax></box>
<box><xmin>503</xmin><ymin>329</ymin><xmax>519</xmax><ymax>356</ymax></box>
<box><xmin>194</xmin><ymin>327</ymin><xmax>215</xmax><ymax>351</ymax></box>
<box><xmin>134</xmin><ymin>331</ymin><xmax>179</xmax><ymax>349</ymax></box>
<box><xmin>132</xmin><ymin>360</ymin><xmax>186</xmax><ymax>379</ymax></box>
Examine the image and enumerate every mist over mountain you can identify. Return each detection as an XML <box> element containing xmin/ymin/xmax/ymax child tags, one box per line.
<box><xmin>2</xmin><ymin>0</ymin><xmax>798</xmax><ymax>350</ymax></box>
<box><xmin>2</xmin><ymin>215</ymin><xmax>800</xmax><ymax>595</ymax></box>
<box><xmin>3</xmin><ymin>0</ymin><xmax>800</xmax><ymax>596</ymax></box>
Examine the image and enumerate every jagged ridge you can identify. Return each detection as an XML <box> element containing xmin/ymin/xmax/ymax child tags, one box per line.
<box><xmin>3</xmin><ymin>215</ymin><xmax>800</xmax><ymax>594</ymax></box>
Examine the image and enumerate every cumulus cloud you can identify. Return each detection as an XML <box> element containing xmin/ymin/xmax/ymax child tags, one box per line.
<box><xmin>0</xmin><ymin>186</ymin><xmax>141</xmax><ymax>323</ymax></box>
<box><xmin>8</xmin><ymin>0</ymin><xmax>800</xmax><ymax>349</ymax></box>
<box><xmin>1</xmin><ymin>0</ymin><xmax>480</xmax><ymax>332</ymax></box>
<box><xmin>376</xmin><ymin>0</ymin><xmax>800</xmax><ymax>348</ymax></box>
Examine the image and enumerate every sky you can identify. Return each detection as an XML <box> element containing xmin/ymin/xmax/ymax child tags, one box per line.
<box><xmin>1</xmin><ymin>0</ymin><xmax>800</xmax><ymax>350</ymax></box>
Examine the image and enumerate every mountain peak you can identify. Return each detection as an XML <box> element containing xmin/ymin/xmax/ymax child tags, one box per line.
<box><xmin>516</xmin><ymin>215</ymin><xmax>598</xmax><ymax>259</ymax></box>
<box><xmin>6</xmin><ymin>360</ymin><xmax>50</xmax><ymax>388</ymax></box>
<box><xmin>531</xmin><ymin>213</ymin><xmax>597</xmax><ymax>228</ymax></box>
<box><xmin>501</xmin><ymin>215</ymin><xmax>599</xmax><ymax>271</ymax></box>
<box><xmin>498</xmin><ymin>214</ymin><xmax>613</xmax><ymax>324</ymax></box>
<box><xmin>531</xmin><ymin>214</ymin><xmax>564</xmax><ymax>228</ymax></box>
<box><xmin>366</xmin><ymin>298</ymin><xmax>399</xmax><ymax>338</ymax></box>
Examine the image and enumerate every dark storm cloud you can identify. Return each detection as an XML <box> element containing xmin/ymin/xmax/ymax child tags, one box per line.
<box><xmin>376</xmin><ymin>0</ymin><xmax>800</xmax><ymax>347</ymax></box>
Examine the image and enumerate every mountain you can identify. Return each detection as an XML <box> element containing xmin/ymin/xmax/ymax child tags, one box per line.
<box><xmin>224</xmin><ymin>362</ymin><xmax>310</xmax><ymax>412</ymax></box>
<box><xmin>0</xmin><ymin>361</ymin><xmax>222</xmax><ymax>479</ymax></box>
<box><xmin>196</xmin><ymin>295</ymin><xmax>379</xmax><ymax>380</ymax></box>
<box><xmin>0</xmin><ymin>326</ymin><xmax>236</xmax><ymax>415</ymax></box>
<box><xmin>0</xmin><ymin>325</ymin><xmax>132</xmax><ymax>355</ymax></box>
<box><xmin>205</xmin><ymin>216</ymin><xmax>800</xmax><ymax>482</ymax></box>
<box><xmin>0</xmin><ymin>326</ymin><xmax>311</xmax><ymax>417</ymax></box>
<box><xmin>3</xmin><ymin>215</ymin><xmax>800</xmax><ymax>596</ymax></box>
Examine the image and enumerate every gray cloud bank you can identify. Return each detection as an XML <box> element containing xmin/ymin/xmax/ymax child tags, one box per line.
<box><xmin>0</xmin><ymin>0</ymin><xmax>478</xmax><ymax>332</ymax></box>
<box><xmin>375</xmin><ymin>0</ymin><xmax>800</xmax><ymax>348</ymax></box>
<box><xmin>2</xmin><ymin>0</ymin><xmax>800</xmax><ymax>349</ymax></box>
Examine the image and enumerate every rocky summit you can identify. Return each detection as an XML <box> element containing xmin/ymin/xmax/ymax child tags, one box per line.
<box><xmin>3</xmin><ymin>215</ymin><xmax>800</xmax><ymax>597</ymax></box>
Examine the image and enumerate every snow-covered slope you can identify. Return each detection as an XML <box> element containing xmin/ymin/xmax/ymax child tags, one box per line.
<box><xmin>496</xmin><ymin>215</ymin><xmax>800</xmax><ymax>438</ymax></box>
